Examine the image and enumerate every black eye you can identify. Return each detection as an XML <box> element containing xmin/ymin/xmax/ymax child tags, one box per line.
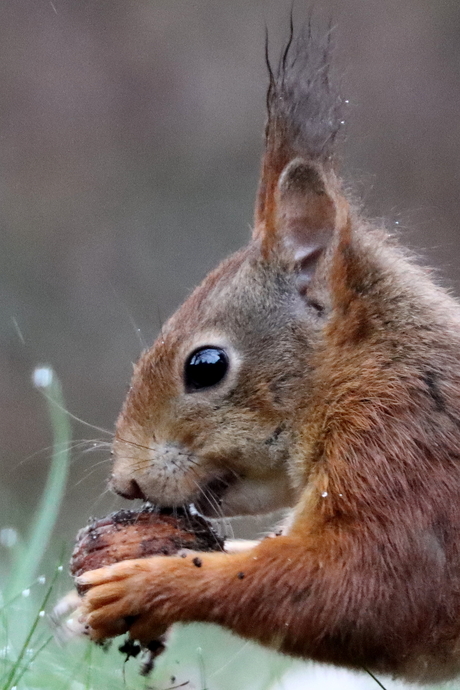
<box><xmin>184</xmin><ymin>347</ymin><xmax>229</xmax><ymax>392</ymax></box>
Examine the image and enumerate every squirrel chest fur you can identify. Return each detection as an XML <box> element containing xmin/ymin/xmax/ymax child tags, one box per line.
<box><xmin>79</xmin><ymin>27</ymin><xmax>460</xmax><ymax>683</ymax></box>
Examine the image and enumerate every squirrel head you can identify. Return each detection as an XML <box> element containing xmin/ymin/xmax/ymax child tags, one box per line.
<box><xmin>111</xmin><ymin>29</ymin><xmax>351</xmax><ymax>517</ymax></box>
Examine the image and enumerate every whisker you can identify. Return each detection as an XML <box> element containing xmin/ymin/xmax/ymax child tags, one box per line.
<box><xmin>190</xmin><ymin>478</ymin><xmax>223</xmax><ymax>520</ymax></box>
<box><xmin>39</xmin><ymin>390</ymin><xmax>113</xmax><ymax>436</ymax></box>
<box><xmin>85</xmin><ymin>484</ymin><xmax>120</xmax><ymax>515</ymax></box>
<box><xmin>115</xmin><ymin>436</ymin><xmax>154</xmax><ymax>452</ymax></box>
<box><xmin>109</xmin><ymin>281</ymin><xmax>148</xmax><ymax>351</ymax></box>
<box><xmin>191</xmin><ymin>476</ymin><xmax>236</xmax><ymax>540</ymax></box>
<box><xmin>71</xmin><ymin>460</ymin><xmax>114</xmax><ymax>489</ymax></box>
<box><xmin>13</xmin><ymin>439</ymin><xmax>112</xmax><ymax>479</ymax></box>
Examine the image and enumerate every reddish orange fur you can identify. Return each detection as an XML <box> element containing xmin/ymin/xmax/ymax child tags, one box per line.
<box><xmin>80</xmin><ymin>28</ymin><xmax>460</xmax><ymax>683</ymax></box>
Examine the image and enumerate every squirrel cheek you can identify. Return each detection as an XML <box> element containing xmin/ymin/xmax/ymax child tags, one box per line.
<box><xmin>220</xmin><ymin>474</ymin><xmax>295</xmax><ymax>516</ymax></box>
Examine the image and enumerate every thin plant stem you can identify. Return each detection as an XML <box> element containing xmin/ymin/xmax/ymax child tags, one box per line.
<box><xmin>7</xmin><ymin>634</ymin><xmax>53</xmax><ymax>688</ymax></box>
<box><xmin>7</xmin><ymin>368</ymin><xmax>71</xmax><ymax>598</ymax></box>
<box><xmin>1</xmin><ymin>565</ymin><xmax>60</xmax><ymax>690</ymax></box>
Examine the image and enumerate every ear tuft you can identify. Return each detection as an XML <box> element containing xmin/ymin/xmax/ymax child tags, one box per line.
<box><xmin>252</xmin><ymin>26</ymin><xmax>352</xmax><ymax>299</ymax></box>
<box><xmin>254</xmin><ymin>23</ymin><xmax>343</xmax><ymax>241</ymax></box>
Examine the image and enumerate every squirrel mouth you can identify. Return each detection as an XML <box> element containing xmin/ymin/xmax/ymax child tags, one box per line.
<box><xmin>193</xmin><ymin>472</ymin><xmax>239</xmax><ymax>518</ymax></box>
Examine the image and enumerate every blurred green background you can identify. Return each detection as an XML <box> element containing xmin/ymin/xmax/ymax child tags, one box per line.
<box><xmin>1</xmin><ymin>1</ymin><xmax>460</xmax><ymax>687</ymax></box>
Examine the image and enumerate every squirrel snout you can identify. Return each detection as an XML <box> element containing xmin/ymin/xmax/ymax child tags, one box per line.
<box><xmin>110</xmin><ymin>475</ymin><xmax>147</xmax><ymax>501</ymax></box>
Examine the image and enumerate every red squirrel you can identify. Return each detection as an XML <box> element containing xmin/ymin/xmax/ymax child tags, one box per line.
<box><xmin>79</xmin><ymin>26</ymin><xmax>460</xmax><ymax>683</ymax></box>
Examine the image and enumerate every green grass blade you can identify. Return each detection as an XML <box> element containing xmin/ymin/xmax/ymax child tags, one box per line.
<box><xmin>1</xmin><ymin>564</ymin><xmax>59</xmax><ymax>690</ymax></box>
<box><xmin>7</xmin><ymin>367</ymin><xmax>71</xmax><ymax>598</ymax></box>
<box><xmin>6</xmin><ymin>634</ymin><xmax>53</xmax><ymax>688</ymax></box>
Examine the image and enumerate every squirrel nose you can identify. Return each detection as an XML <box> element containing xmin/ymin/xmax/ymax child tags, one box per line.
<box><xmin>110</xmin><ymin>476</ymin><xmax>147</xmax><ymax>500</ymax></box>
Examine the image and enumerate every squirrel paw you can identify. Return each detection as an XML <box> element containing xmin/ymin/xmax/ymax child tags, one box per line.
<box><xmin>78</xmin><ymin>559</ymin><xmax>170</xmax><ymax>643</ymax></box>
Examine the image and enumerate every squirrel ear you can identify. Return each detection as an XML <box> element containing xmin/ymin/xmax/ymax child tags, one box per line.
<box><xmin>275</xmin><ymin>158</ymin><xmax>343</xmax><ymax>290</ymax></box>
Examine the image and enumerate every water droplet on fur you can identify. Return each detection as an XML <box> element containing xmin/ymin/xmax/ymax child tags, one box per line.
<box><xmin>345</xmin><ymin>99</ymin><xmax>350</xmax><ymax>104</ymax></box>
<box><xmin>395</xmin><ymin>221</ymin><xmax>400</xmax><ymax>225</ymax></box>
<box><xmin>321</xmin><ymin>491</ymin><xmax>328</xmax><ymax>498</ymax></box>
